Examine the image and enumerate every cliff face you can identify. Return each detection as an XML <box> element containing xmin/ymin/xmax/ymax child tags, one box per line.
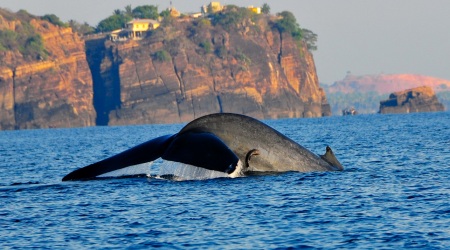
<box><xmin>0</xmin><ymin>15</ymin><xmax>95</xmax><ymax>129</ymax></box>
<box><xmin>0</xmin><ymin>10</ymin><xmax>330</xmax><ymax>130</ymax></box>
<box><xmin>88</xmin><ymin>17</ymin><xmax>330</xmax><ymax>126</ymax></box>
<box><xmin>379</xmin><ymin>86</ymin><xmax>445</xmax><ymax>114</ymax></box>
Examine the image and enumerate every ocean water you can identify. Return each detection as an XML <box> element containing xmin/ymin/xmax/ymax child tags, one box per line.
<box><xmin>1</xmin><ymin>112</ymin><xmax>450</xmax><ymax>249</ymax></box>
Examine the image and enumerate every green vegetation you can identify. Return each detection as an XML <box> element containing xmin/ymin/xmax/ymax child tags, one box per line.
<box><xmin>273</xmin><ymin>11</ymin><xmax>318</xmax><ymax>51</ymax></box>
<box><xmin>152</xmin><ymin>50</ymin><xmax>171</xmax><ymax>62</ymax></box>
<box><xmin>132</xmin><ymin>5</ymin><xmax>159</xmax><ymax>19</ymax></box>
<box><xmin>159</xmin><ymin>9</ymin><xmax>171</xmax><ymax>18</ymax></box>
<box><xmin>41</xmin><ymin>14</ymin><xmax>68</xmax><ymax>27</ymax></box>
<box><xmin>199</xmin><ymin>40</ymin><xmax>212</xmax><ymax>53</ymax></box>
<box><xmin>23</xmin><ymin>34</ymin><xmax>45</xmax><ymax>57</ymax></box>
<box><xmin>210</xmin><ymin>5</ymin><xmax>257</xmax><ymax>31</ymax></box>
<box><xmin>234</xmin><ymin>50</ymin><xmax>251</xmax><ymax>65</ymax></box>
<box><xmin>261</xmin><ymin>3</ymin><xmax>270</xmax><ymax>14</ymax></box>
<box><xmin>15</xmin><ymin>9</ymin><xmax>35</xmax><ymax>22</ymax></box>
<box><xmin>96</xmin><ymin>5</ymin><xmax>161</xmax><ymax>33</ymax></box>
<box><xmin>197</xmin><ymin>18</ymin><xmax>212</xmax><ymax>28</ymax></box>
<box><xmin>96</xmin><ymin>14</ymin><xmax>132</xmax><ymax>33</ymax></box>
<box><xmin>274</xmin><ymin>11</ymin><xmax>302</xmax><ymax>40</ymax></box>
<box><xmin>0</xmin><ymin>19</ymin><xmax>47</xmax><ymax>60</ymax></box>
<box><xmin>301</xmin><ymin>29</ymin><xmax>318</xmax><ymax>51</ymax></box>
<box><xmin>68</xmin><ymin>20</ymin><xmax>95</xmax><ymax>35</ymax></box>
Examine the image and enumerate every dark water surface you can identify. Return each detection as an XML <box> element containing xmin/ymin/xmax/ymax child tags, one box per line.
<box><xmin>1</xmin><ymin>112</ymin><xmax>450</xmax><ymax>249</ymax></box>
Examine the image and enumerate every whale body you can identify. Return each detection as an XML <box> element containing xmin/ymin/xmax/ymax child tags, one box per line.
<box><xmin>62</xmin><ymin>113</ymin><xmax>343</xmax><ymax>181</ymax></box>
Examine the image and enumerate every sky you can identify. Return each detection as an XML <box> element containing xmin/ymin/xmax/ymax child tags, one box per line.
<box><xmin>1</xmin><ymin>0</ymin><xmax>449</xmax><ymax>84</ymax></box>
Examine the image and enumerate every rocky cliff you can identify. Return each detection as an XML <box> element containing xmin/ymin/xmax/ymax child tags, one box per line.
<box><xmin>0</xmin><ymin>11</ymin><xmax>95</xmax><ymax>130</ymax></box>
<box><xmin>0</xmin><ymin>9</ymin><xmax>330</xmax><ymax>130</ymax></box>
<box><xmin>88</xmin><ymin>15</ymin><xmax>330</xmax><ymax>126</ymax></box>
<box><xmin>379</xmin><ymin>86</ymin><xmax>445</xmax><ymax>114</ymax></box>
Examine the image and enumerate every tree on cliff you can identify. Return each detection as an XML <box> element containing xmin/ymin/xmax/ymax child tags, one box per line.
<box><xmin>274</xmin><ymin>11</ymin><xmax>302</xmax><ymax>40</ymax></box>
<box><xmin>132</xmin><ymin>5</ymin><xmax>159</xmax><ymax>19</ymax></box>
<box><xmin>96</xmin><ymin>5</ymin><xmax>160</xmax><ymax>33</ymax></box>
<box><xmin>41</xmin><ymin>14</ymin><xmax>67</xmax><ymax>27</ymax></box>
<box><xmin>96</xmin><ymin>14</ymin><xmax>130</xmax><ymax>32</ymax></box>
<box><xmin>262</xmin><ymin>3</ymin><xmax>271</xmax><ymax>14</ymax></box>
<box><xmin>301</xmin><ymin>28</ymin><xmax>318</xmax><ymax>51</ymax></box>
<box><xmin>210</xmin><ymin>5</ymin><xmax>257</xmax><ymax>31</ymax></box>
<box><xmin>274</xmin><ymin>11</ymin><xmax>318</xmax><ymax>51</ymax></box>
<box><xmin>68</xmin><ymin>20</ymin><xmax>95</xmax><ymax>35</ymax></box>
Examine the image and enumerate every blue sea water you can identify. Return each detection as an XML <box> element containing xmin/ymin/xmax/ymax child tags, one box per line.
<box><xmin>1</xmin><ymin>112</ymin><xmax>450</xmax><ymax>249</ymax></box>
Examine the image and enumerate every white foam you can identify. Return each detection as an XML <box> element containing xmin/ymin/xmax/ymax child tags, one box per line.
<box><xmin>228</xmin><ymin>160</ymin><xmax>244</xmax><ymax>178</ymax></box>
<box><xmin>157</xmin><ymin>160</ymin><xmax>241</xmax><ymax>181</ymax></box>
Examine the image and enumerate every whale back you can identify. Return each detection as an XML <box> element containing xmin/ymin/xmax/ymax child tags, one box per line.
<box><xmin>180</xmin><ymin>113</ymin><xmax>338</xmax><ymax>172</ymax></box>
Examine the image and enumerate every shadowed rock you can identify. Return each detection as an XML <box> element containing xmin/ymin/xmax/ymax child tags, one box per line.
<box><xmin>379</xmin><ymin>86</ymin><xmax>445</xmax><ymax>114</ymax></box>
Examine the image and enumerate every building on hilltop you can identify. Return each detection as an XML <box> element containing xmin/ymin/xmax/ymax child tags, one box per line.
<box><xmin>201</xmin><ymin>2</ymin><xmax>262</xmax><ymax>15</ymax></box>
<box><xmin>248</xmin><ymin>6</ymin><xmax>261</xmax><ymax>14</ymax></box>
<box><xmin>109</xmin><ymin>19</ymin><xmax>160</xmax><ymax>41</ymax></box>
<box><xmin>126</xmin><ymin>19</ymin><xmax>160</xmax><ymax>39</ymax></box>
<box><xmin>169</xmin><ymin>6</ymin><xmax>181</xmax><ymax>17</ymax></box>
<box><xmin>109</xmin><ymin>29</ymin><xmax>129</xmax><ymax>41</ymax></box>
<box><xmin>202</xmin><ymin>2</ymin><xmax>223</xmax><ymax>14</ymax></box>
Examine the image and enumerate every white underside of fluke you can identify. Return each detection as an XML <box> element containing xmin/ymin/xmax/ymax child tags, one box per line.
<box><xmin>97</xmin><ymin>162</ymin><xmax>152</xmax><ymax>178</ymax></box>
<box><xmin>96</xmin><ymin>159</ymin><xmax>244</xmax><ymax>181</ymax></box>
<box><xmin>157</xmin><ymin>160</ymin><xmax>243</xmax><ymax>181</ymax></box>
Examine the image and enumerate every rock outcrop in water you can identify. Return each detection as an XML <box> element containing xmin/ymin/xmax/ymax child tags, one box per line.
<box><xmin>0</xmin><ymin>11</ymin><xmax>95</xmax><ymax>130</ymax></box>
<box><xmin>379</xmin><ymin>86</ymin><xmax>445</xmax><ymax>114</ymax></box>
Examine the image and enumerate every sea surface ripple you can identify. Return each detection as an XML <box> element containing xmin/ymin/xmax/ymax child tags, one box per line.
<box><xmin>1</xmin><ymin>112</ymin><xmax>450</xmax><ymax>249</ymax></box>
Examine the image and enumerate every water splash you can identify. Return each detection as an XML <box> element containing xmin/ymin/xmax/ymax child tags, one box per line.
<box><xmin>156</xmin><ymin>160</ymin><xmax>229</xmax><ymax>181</ymax></box>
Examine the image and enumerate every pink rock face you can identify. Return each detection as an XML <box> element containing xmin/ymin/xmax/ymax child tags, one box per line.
<box><xmin>327</xmin><ymin>74</ymin><xmax>450</xmax><ymax>94</ymax></box>
<box><xmin>379</xmin><ymin>86</ymin><xmax>445</xmax><ymax>114</ymax></box>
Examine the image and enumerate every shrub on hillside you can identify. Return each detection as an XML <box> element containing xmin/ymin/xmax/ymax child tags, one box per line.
<box><xmin>152</xmin><ymin>50</ymin><xmax>171</xmax><ymax>62</ymax></box>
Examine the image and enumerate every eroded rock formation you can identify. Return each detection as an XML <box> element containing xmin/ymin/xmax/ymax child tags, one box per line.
<box><xmin>88</xmin><ymin>17</ymin><xmax>330</xmax><ymax>126</ymax></box>
<box><xmin>379</xmin><ymin>86</ymin><xmax>445</xmax><ymax>114</ymax></box>
<box><xmin>0</xmin><ymin>9</ymin><xmax>331</xmax><ymax>130</ymax></box>
<box><xmin>0</xmin><ymin>16</ymin><xmax>95</xmax><ymax>130</ymax></box>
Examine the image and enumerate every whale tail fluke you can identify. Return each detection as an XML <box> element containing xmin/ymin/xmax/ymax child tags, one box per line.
<box><xmin>62</xmin><ymin>132</ymin><xmax>240</xmax><ymax>181</ymax></box>
<box><xmin>62</xmin><ymin>134</ymin><xmax>175</xmax><ymax>181</ymax></box>
<box><xmin>162</xmin><ymin>132</ymin><xmax>239</xmax><ymax>174</ymax></box>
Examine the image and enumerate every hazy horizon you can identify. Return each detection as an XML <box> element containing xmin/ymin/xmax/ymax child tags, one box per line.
<box><xmin>2</xmin><ymin>0</ymin><xmax>449</xmax><ymax>84</ymax></box>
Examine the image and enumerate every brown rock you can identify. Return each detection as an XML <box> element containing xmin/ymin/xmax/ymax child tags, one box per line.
<box><xmin>89</xmin><ymin>16</ymin><xmax>330</xmax><ymax>126</ymax></box>
<box><xmin>0</xmin><ymin>12</ymin><xmax>96</xmax><ymax>130</ymax></box>
<box><xmin>379</xmin><ymin>86</ymin><xmax>445</xmax><ymax>114</ymax></box>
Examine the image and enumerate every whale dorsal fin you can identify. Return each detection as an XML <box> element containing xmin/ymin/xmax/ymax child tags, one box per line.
<box><xmin>320</xmin><ymin>146</ymin><xmax>344</xmax><ymax>171</ymax></box>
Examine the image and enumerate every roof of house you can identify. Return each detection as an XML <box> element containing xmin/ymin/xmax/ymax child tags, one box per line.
<box><xmin>127</xmin><ymin>19</ymin><xmax>159</xmax><ymax>25</ymax></box>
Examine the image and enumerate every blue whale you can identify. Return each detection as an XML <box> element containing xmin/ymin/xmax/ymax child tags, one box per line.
<box><xmin>62</xmin><ymin>113</ymin><xmax>343</xmax><ymax>181</ymax></box>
